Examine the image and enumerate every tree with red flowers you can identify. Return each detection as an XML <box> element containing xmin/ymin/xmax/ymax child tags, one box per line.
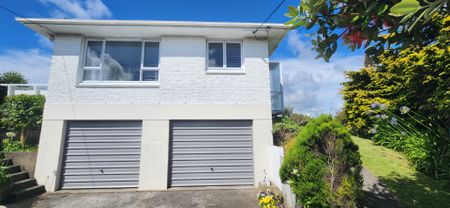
<box><xmin>285</xmin><ymin>0</ymin><xmax>448</xmax><ymax>62</ymax></box>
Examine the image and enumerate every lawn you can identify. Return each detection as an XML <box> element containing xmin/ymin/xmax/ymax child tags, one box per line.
<box><xmin>352</xmin><ymin>136</ymin><xmax>450</xmax><ymax>208</ymax></box>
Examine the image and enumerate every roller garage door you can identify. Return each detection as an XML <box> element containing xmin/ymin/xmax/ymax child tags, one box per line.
<box><xmin>60</xmin><ymin>121</ymin><xmax>142</xmax><ymax>189</ymax></box>
<box><xmin>169</xmin><ymin>120</ymin><xmax>254</xmax><ymax>187</ymax></box>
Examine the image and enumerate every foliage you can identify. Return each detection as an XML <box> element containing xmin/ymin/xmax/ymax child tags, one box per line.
<box><xmin>280</xmin><ymin>115</ymin><xmax>362</xmax><ymax>207</ymax></box>
<box><xmin>282</xmin><ymin>108</ymin><xmax>311</xmax><ymax>126</ymax></box>
<box><xmin>0</xmin><ymin>95</ymin><xmax>45</xmax><ymax>145</ymax></box>
<box><xmin>284</xmin><ymin>0</ymin><xmax>448</xmax><ymax>61</ymax></box>
<box><xmin>369</xmin><ymin>104</ymin><xmax>450</xmax><ymax>179</ymax></box>
<box><xmin>1</xmin><ymin>132</ymin><xmax>36</xmax><ymax>152</ymax></box>
<box><xmin>0</xmin><ymin>71</ymin><xmax>27</xmax><ymax>104</ymax></box>
<box><xmin>272</xmin><ymin>117</ymin><xmax>302</xmax><ymax>146</ymax></box>
<box><xmin>341</xmin><ymin>16</ymin><xmax>450</xmax><ymax>136</ymax></box>
<box><xmin>0</xmin><ymin>71</ymin><xmax>27</xmax><ymax>84</ymax></box>
<box><xmin>352</xmin><ymin>136</ymin><xmax>450</xmax><ymax>208</ymax></box>
<box><xmin>273</xmin><ymin>108</ymin><xmax>310</xmax><ymax>146</ymax></box>
<box><xmin>0</xmin><ymin>166</ymin><xmax>9</xmax><ymax>185</ymax></box>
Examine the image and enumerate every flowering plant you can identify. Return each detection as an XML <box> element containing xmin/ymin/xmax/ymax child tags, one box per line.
<box><xmin>257</xmin><ymin>184</ymin><xmax>285</xmax><ymax>208</ymax></box>
<box><xmin>369</xmin><ymin>104</ymin><xmax>450</xmax><ymax>179</ymax></box>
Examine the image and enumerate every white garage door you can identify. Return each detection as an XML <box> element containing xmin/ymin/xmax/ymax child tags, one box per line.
<box><xmin>60</xmin><ymin>121</ymin><xmax>142</xmax><ymax>189</ymax></box>
<box><xmin>169</xmin><ymin>120</ymin><xmax>254</xmax><ymax>187</ymax></box>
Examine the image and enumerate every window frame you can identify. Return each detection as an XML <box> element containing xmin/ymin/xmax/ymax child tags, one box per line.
<box><xmin>206</xmin><ymin>40</ymin><xmax>244</xmax><ymax>71</ymax></box>
<box><xmin>82</xmin><ymin>39</ymin><xmax>160</xmax><ymax>83</ymax></box>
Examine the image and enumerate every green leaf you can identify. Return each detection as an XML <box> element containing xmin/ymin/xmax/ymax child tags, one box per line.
<box><xmin>377</xmin><ymin>4</ymin><xmax>389</xmax><ymax>15</ymax></box>
<box><xmin>291</xmin><ymin>19</ymin><xmax>307</xmax><ymax>29</ymax></box>
<box><xmin>352</xmin><ymin>15</ymin><xmax>360</xmax><ymax>23</ymax></box>
<box><xmin>288</xmin><ymin>5</ymin><xmax>298</xmax><ymax>17</ymax></box>
<box><xmin>389</xmin><ymin>0</ymin><xmax>421</xmax><ymax>17</ymax></box>
<box><xmin>285</xmin><ymin>16</ymin><xmax>299</xmax><ymax>25</ymax></box>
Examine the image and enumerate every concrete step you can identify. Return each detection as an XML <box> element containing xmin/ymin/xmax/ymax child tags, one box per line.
<box><xmin>7</xmin><ymin>171</ymin><xmax>29</xmax><ymax>182</ymax></box>
<box><xmin>8</xmin><ymin>185</ymin><xmax>46</xmax><ymax>202</ymax></box>
<box><xmin>9</xmin><ymin>178</ymin><xmax>38</xmax><ymax>192</ymax></box>
<box><xmin>0</xmin><ymin>158</ymin><xmax>12</xmax><ymax>166</ymax></box>
<box><xmin>5</xmin><ymin>165</ymin><xmax>21</xmax><ymax>174</ymax></box>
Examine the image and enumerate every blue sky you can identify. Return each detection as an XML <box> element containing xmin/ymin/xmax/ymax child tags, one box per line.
<box><xmin>0</xmin><ymin>0</ymin><xmax>365</xmax><ymax>116</ymax></box>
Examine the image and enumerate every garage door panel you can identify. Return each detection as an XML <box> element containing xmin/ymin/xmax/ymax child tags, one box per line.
<box><xmin>172</xmin><ymin>147</ymin><xmax>253</xmax><ymax>154</ymax></box>
<box><xmin>63</xmin><ymin>167</ymin><xmax>140</xmax><ymax>175</ymax></box>
<box><xmin>65</xmin><ymin>148</ymin><xmax>141</xmax><ymax>156</ymax></box>
<box><xmin>65</xmin><ymin>142</ymin><xmax>141</xmax><ymax>149</ymax></box>
<box><xmin>172</xmin><ymin>153</ymin><xmax>253</xmax><ymax>161</ymax></box>
<box><xmin>171</xmin><ymin>179</ymin><xmax>254</xmax><ymax>187</ymax></box>
<box><xmin>170</xmin><ymin>120</ymin><xmax>253</xmax><ymax>187</ymax></box>
<box><xmin>172</xmin><ymin>166</ymin><xmax>253</xmax><ymax>174</ymax></box>
<box><xmin>60</xmin><ymin>121</ymin><xmax>142</xmax><ymax>189</ymax></box>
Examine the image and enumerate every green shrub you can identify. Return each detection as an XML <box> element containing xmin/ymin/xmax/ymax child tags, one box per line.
<box><xmin>280</xmin><ymin>115</ymin><xmax>363</xmax><ymax>207</ymax></box>
<box><xmin>0</xmin><ymin>94</ymin><xmax>45</xmax><ymax>145</ymax></box>
<box><xmin>370</xmin><ymin>104</ymin><xmax>450</xmax><ymax>179</ymax></box>
<box><xmin>272</xmin><ymin>117</ymin><xmax>302</xmax><ymax>146</ymax></box>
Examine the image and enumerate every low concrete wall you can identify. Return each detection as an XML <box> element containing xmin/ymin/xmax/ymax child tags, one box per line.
<box><xmin>4</xmin><ymin>151</ymin><xmax>37</xmax><ymax>177</ymax></box>
<box><xmin>269</xmin><ymin>146</ymin><xmax>296</xmax><ymax>208</ymax></box>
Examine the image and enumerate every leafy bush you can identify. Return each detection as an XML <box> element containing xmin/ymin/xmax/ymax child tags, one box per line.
<box><xmin>0</xmin><ymin>95</ymin><xmax>45</xmax><ymax>145</ymax></box>
<box><xmin>272</xmin><ymin>118</ymin><xmax>301</xmax><ymax>146</ymax></box>
<box><xmin>370</xmin><ymin>104</ymin><xmax>450</xmax><ymax>179</ymax></box>
<box><xmin>280</xmin><ymin>115</ymin><xmax>363</xmax><ymax>207</ymax></box>
<box><xmin>1</xmin><ymin>132</ymin><xmax>37</xmax><ymax>152</ymax></box>
<box><xmin>341</xmin><ymin>16</ymin><xmax>450</xmax><ymax>137</ymax></box>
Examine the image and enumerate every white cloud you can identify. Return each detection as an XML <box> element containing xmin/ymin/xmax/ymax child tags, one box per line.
<box><xmin>35</xmin><ymin>33</ymin><xmax>53</xmax><ymax>49</ymax></box>
<box><xmin>278</xmin><ymin>31</ymin><xmax>364</xmax><ymax>116</ymax></box>
<box><xmin>39</xmin><ymin>0</ymin><xmax>112</xmax><ymax>19</ymax></box>
<box><xmin>0</xmin><ymin>49</ymin><xmax>51</xmax><ymax>83</ymax></box>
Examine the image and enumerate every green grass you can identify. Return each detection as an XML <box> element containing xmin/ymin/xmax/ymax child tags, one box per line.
<box><xmin>352</xmin><ymin>136</ymin><xmax>450</xmax><ymax>208</ymax></box>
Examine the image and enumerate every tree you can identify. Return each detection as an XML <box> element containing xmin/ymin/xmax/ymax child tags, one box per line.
<box><xmin>341</xmin><ymin>16</ymin><xmax>449</xmax><ymax>136</ymax></box>
<box><xmin>285</xmin><ymin>0</ymin><xmax>448</xmax><ymax>61</ymax></box>
<box><xmin>0</xmin><ymin>95</ymin><xmax>45</xmax><ymax>145</ymax></box>
<box><xmin>0</xmin><ymin>71</ymin><xmax>27</xmax><ymax>103</ymax></box>
<box><xmin>0</xmin><ymin>71</ymin><xmax>27</xmax><ymax>84</ymax></box>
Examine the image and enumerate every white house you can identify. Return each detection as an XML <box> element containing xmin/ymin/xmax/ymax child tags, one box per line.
<box><xmin>18</xmin><ymin>18</ymin><xmax>287</xmax><ymax>192</ymax></box>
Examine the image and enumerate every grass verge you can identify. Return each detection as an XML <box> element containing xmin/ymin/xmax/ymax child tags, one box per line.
<box><xmin>352</xmin><ymin>136</ymin><xmax>450</xmax><ymax>208</ymax></box>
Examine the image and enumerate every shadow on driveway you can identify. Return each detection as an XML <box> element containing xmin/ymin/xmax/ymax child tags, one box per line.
<box><xmin>5</xmin><ymin>188</ymin><xmax>258</xmax><ymax>208</ymax></box>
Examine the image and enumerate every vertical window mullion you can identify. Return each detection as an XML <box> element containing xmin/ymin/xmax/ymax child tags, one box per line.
<box><xmin>140</xmin><ymin>42</ymin><xmax>145</xmax><ymax>81</ymax></box>
<box><xmin>100</xmin><ymin>40</ymin><xmax>106</xmax><ymax>81</ymax></box>
<box><xmin>223</xmin><ymin>41</ymin><xmax>226</xmax><ymax>68</ymax></box>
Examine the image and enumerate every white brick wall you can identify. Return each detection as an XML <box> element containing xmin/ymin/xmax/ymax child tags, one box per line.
<box><xmin>46</xmin><ymin>35</ymin><xmax>271</xmax><ymax>105</ymax></box>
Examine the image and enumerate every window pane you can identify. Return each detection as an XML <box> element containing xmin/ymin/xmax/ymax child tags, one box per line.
<box><xmin>208</xmin><ymin>43</ymin><xmax>223</xmax><ymax>67</ymax></box>
<box><xmin>226</xmin><ymin>43</ymin><xmax>241</xmax><ymax>68</ymax></box>
<box><xmin>83</xmin><ymin>70</ymin><xmax>101</xmax><ymax>80</ymax></box>
<box><xmin>143</xmin><ymin>42</ymin><xmax>159</xmax><ymax>67</ymax></box>
<box><xmin>142</xmin><ymin>70</ymin><xmax>159</xmax><ymax>81</ymax></box>
<box><xmin>85</xmin><ymin>41</ymin><xmax>102</xmax><ymax>67</ymax></box>
<box><xmin>103</xmin><ymin>41</ymin><xmax>141</xmax><ymax>81</ymax></box>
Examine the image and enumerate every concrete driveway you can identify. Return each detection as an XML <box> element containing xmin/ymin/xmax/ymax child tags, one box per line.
<box><xmin>5</xmin><ymin>188</ymin><xmax>258</xmax><ymax>208</ymax></box>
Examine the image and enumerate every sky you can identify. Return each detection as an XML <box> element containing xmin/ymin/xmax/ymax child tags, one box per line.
<box><xmin>0</xmin><ymin>0</ymin><xmax>365</xmax><ymax>116</ymax></box>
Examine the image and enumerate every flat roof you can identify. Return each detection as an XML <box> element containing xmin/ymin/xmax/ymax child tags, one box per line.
<box><xmin>17</xmin><ymin>18</ymin><xmax>289</xmax><ymax>55</ymax></box>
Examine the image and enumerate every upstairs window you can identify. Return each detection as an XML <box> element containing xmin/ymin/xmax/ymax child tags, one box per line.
<box><xmin>83</xmin><ymin>40</ymin><xmax>160</xmax><ymax>82</ymax></box>
<box><xmin>207</xmin><ymin>41</ymin><xmax>242</xmax><ymax>69</ymax></box>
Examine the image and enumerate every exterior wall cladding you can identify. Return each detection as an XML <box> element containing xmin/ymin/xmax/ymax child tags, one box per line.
<box><xmin>36</xmin><ymin>35</ymin><xmax>275</xmax><ymax>191</ymax></box>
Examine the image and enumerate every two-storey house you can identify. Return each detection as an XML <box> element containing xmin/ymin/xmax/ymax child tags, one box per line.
<box><xmin>18</xmin><ymin>18</ymin><xmax>287</xmax><ymax>191</ymax></box>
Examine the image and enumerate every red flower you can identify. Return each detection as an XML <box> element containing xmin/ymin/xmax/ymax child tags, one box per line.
<box><xmin>343</xmin><ymin>30</ymin><xmax>367</xmax><ymax>47</ymax></box>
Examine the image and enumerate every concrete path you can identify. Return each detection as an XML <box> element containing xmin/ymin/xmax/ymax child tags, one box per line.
<box><xmin>5</xmin><ymin>188</ymin><xmax>258</xmax><ymax>208</ymax></box>
<box><xmin>360</xmin><ymin>168</ymin><xmax>401</xmax><ymax>208</ymax></box>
